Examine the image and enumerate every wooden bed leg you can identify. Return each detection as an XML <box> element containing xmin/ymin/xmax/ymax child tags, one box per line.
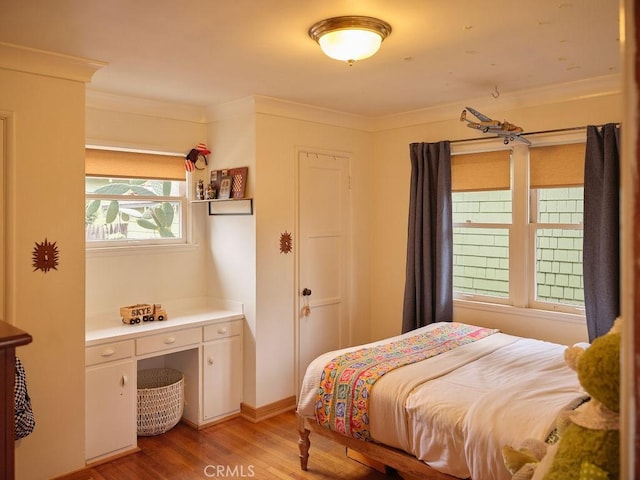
<box><xmin>297</xmin><ymin>413</ymin><xmax>311</xmax><ymax>471</ymax></box>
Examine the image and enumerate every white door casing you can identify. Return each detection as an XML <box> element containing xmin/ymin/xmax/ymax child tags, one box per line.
<box><xmin>296</xmin><ymin>150</ymin><xmax>350</xmax><ymax>389</ymax></box>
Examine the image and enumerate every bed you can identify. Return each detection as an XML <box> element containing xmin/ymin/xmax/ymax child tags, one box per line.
<box><xmin>296</xmin><ymin>322</ymin><xmax>587</xmax><ymax>480</ymax></box>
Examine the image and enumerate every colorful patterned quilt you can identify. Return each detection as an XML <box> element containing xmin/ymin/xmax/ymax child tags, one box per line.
<box><xmin>314</xmin><ymin>322</ymin><xmax>498</xmax><ymax>440</ymax></box>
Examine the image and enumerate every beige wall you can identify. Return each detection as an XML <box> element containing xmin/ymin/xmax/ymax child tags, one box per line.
<box><xmin>84</xmin><ymin>93</ymin><xmax>209</xmax><ymax>315</ymax></box>
<box><xmin>0</xmin><ymin>46</ymin><xmax>99</xmax><ymax>479</ymax></box>
<box><xmin>205</xmin><ymin>98</ymin><xmax>258</xmax><ymax>405</ymax></box>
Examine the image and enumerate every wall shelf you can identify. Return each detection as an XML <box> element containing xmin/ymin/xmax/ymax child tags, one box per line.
<box><xmin>191</xmin><ymin>198</ymin><xmax>253</xmax><ymax>216</ymax></box>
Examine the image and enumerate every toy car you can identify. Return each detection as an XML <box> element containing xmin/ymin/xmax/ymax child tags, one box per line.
<box><xmin>120</xmin><ymin>303</ymin><xmax>167</xmax><ymax>325</ymax></box>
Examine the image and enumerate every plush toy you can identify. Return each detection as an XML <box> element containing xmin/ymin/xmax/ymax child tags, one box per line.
<box><xmin>503</xmin><ymin>320</ymin><xmax>621</xmax><ymax>480</ymax></box>
<box><xmin>541</xmin><ymin>322</ymin><xmax>620</xmax><ymax>480</ymax></box>
<box><xmin>502</xmin><ymin>438</ymin><xmax>549</xmax><ymax>480</ymax></box>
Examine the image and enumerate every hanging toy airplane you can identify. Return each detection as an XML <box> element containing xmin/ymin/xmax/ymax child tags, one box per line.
<box><xmin>460</xmin><ymin>106</ymin><xmax>531</xmax><ymax>145</ymax></box>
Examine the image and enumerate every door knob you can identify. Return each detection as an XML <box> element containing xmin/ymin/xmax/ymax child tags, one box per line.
<box><xmin>302</xmin><ymin>288</ymin><xmax>312</xmax><ymax>296</ymax></box>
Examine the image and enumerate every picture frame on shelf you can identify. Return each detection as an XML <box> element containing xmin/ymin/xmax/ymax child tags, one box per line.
<box><xmin>209</xmin><ymin>169</ymin><xmax>224</xmax><ymax>198</ymax></box>
<box><xmin>218</xmin><ymin>175</ymin><xmax>233</xmax><ymax>199</ymax></box>
<box><xmin>228</xmin><ymin>167</ymin><xmax>249</xmax><ymax>198</ymax></box>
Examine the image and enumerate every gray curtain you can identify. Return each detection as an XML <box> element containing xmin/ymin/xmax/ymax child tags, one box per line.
<box><xmin>583</xmin><ymin>123</ymin><xmax>620</xmax><ymax>341</ymax></box>
<box><xmin>402</xmin><ymin>142</ymin><xmax>453</xmax><ymax>333</ymax></box>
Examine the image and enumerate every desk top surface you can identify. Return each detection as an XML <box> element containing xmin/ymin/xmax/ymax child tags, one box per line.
<box><xmin>86</xmin><ymin>297</ymin><xmax>243</xmax><ymax>346</ymax></box>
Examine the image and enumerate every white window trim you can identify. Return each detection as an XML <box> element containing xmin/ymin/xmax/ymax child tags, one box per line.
<box><xmin>86</xmin><ymin>241</ymin><xmax>199</xmax><ymax>258</ymax></box>
<box><xmin>454</xmin><ymin>298</ymin><xmax>586</xmax><ymax>326</ymax></box>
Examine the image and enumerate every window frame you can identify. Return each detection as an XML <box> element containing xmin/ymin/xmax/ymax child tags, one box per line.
<box><xmin>452</xmin><ymin>144</ymin><xmax>514</xmax><ymax>306</ymax></box>
<box><xmin>85</xmin><ymin>186</ymin><xmax>188</xmax><ymax>248</ymax></box>
<box><xmin>85</xmin><ymin>148</ymin><xmax>192</xmax><ymax>250</ymax></box>
<box><xmin>451</xmin><ymin>132</ymin><xmax>586</xmax><ymax>317</ymax></box>
<box><xmin>528</xmin><ymin>188</ymin><xmax>585</xmax><ymax>315</ymax></box>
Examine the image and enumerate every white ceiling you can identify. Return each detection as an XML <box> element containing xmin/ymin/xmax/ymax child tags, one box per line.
<box><xmin>0</xmin><ymin>0</ymin><xmax>621</xmax><ymax>117</ymax></box>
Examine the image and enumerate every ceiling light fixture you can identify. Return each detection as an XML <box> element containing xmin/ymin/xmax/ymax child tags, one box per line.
<box><xmin>308</xmin><ymin>16</ymin><xmax>392</xmax><ymax>66</ymax></box>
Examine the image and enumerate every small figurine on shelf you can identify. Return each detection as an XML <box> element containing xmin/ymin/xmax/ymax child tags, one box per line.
<box><xmin>206</xmin><ymin>182</ymin><xmax>216</xmax><ymax>200</ymax></box>
<box><xmin>196</xmin><ymin>179</ymin><xmax>204</xmax><ymax>200</ymax></box>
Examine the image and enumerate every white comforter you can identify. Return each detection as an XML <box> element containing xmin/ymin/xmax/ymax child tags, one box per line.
<box><xmin>297</xmin><ymin>323</ymin><xmax>587</xmax><ymax>480</ymax></box>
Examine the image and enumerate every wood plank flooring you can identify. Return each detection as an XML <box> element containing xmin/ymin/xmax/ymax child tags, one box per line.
<box><xmin>86</xmin><ymin>410</ymin><xmax>403</xmax><ymax>480</ymax></box>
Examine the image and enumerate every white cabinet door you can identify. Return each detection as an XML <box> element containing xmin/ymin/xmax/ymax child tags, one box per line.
<box><xmin>202</xmin><ymin>335</ymin><xmax>242</xmax><ymax>422</ymax></box>
<box><xmin>85</xmin><ymin>359</ymin><xmax>136</xmax><ymax>462</ymax></box>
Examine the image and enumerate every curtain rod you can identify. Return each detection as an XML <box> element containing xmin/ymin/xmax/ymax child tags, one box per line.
<box><xmin>449</xmin><ymin>122</ymin><xmax>621</xmax><ymax>144</ymax></box>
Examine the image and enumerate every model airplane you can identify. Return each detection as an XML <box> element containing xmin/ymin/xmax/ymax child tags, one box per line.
<box><xmin>460</xmin><ymin>106</ymin><xmax>531</xmax><ymax>145</ymax></box>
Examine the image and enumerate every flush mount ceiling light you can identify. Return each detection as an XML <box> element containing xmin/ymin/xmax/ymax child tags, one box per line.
<box><xmin>308</xmin><ymin>15</ymin><xmax>392</xmax><ymax>65</ymax></box>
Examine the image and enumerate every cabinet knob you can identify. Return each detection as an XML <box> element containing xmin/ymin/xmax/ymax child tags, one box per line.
<box><xmin>164</xmin><ymin>337</ymin><xmax>176</xmax><ymax>344</ymax></box>
<box><xmin>217</xmin><ymin>327</ymin><xmax>228</xmax><ymax>334</ymax></box>
<box><xmin>121</xmin><ymin>375</ymin><xmax>128</xmax><ymax>386</ymax></box>
<box><xmin>208</xmin><ymin>356</ymin><xmax>214</xmax><ymax>366</ymax></box>
<box><xmin>101</xmin><ymin>348</ymin><xmax>115</xmax><ymax>357</ymax></box>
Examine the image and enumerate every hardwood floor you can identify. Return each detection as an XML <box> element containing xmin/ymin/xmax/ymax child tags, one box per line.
<box><xmin>86</xmin><ymin>411</ymin><xmax>403</xmax><ymax>480</ymax></box>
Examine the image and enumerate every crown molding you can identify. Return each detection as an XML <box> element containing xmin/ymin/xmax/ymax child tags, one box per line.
<box><xmin>371</xmin><ymin>74</ymin><xmax>622</xmax><ymax>132</ymax></box>
<box><xmin>252</xmin><ymin>95</ymin><xmax>372</xmax><ymax>131</ymax></box>
<box><xmin>205</xmin><ymin>95</ymin><xmax>371</xmax><ymax>131</ymax></box>
<box><xmin>85</xmin><ymin>74</ymin><xmax>621</xmax><ymax>133</ymax></box>
<box><xmin>204</xmin><ymin>96</ymin><xmax>256</xmax><ymax>122</ymax></box>
<box><xmin>86</xmin><ymin>89</ymin><xmax>207</xmax><ymax>124</ymax></box>
<box><xmin>0</xmin><ymin>42</ymin><xmax>104</xmax><ymax>83</ymax></box>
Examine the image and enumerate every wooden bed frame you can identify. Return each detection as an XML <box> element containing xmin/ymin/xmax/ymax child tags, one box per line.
<box><xmin>296</xmin><ymin>412</ymin><xmax>458</xmax><ymax>480</ymax></box>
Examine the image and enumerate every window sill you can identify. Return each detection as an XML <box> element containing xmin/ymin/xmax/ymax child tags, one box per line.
<box><xmin>86</xmin><ymin>241</ymin><xmax>200</xmax><ymax>258</ymax></box>
<box><xmin>454</xmin><ymin>298</ymin><xmax>585</xmax><ymax>325</ymax></box>
<box><xmin>454</xmin><ymin>299</ymin><xmax>588</xmax><ymax>344</ymax></box>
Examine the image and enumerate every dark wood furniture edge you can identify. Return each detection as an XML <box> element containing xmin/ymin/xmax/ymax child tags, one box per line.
<box><xmin>296</xmin><ymin>412</ymin><xmax>458</xmax><ymax>480</ymax></box>
<box><xmin>1</xmin><ymin>320</ymin><xmax>33</xmax><ymax>480</ymax></box>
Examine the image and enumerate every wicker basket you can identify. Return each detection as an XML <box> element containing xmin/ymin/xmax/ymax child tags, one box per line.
<box><xmin>137</xmin><ymin>368</ymin><xmax>184</xmax><ymax>436</ymax></box>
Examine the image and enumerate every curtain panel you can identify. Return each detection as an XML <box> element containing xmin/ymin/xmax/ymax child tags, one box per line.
<box><xmin>402</xmin><ymin>142</ymin><xmax>453</xmax><ymax>333</ymax></box>
<box><xmin>583</xmin><ymin>123</ymin><xmax>621</xmax><ymax>341</ymax></box>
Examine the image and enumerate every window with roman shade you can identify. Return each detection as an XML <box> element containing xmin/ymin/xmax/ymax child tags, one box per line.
<box><xmin>451</xmin><ymin>141</ymin><xmax>586</xmax><ymax>315</ymax></box>
<box><xmin>529</xmin><ymin>142</ymin><xmax>585</xmax><ymax>310</ymax></box>
<box><xmin>85</xmin><ymin>148</ymin><xmax>187</xmax><ymax>246</ymax></box>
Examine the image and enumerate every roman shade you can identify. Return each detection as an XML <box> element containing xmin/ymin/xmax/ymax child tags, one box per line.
<box><xmin>451</xmin><ymin>150</ymin><xmax>510</xmax><ymax>192</ymax></box>
<box><xmin>529</xmin><ymin>143</ymin><xmax>585</xmax><ymax>188</ymax></box>
<box><xmin>86</xmin><ymin>148</ymin><xmax>185</xmax><ymax>180</ymax></box>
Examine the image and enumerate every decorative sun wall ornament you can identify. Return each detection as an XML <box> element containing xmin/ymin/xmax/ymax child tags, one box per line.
<box><xmin>280</xmin><ymin>231</ymin><xmax>293</xmax><ymax>254</ymax></box>
<box><xmin>32</xmin><ymin>238</ymin><xmax>59</xmax><ymax>273</ymax></box>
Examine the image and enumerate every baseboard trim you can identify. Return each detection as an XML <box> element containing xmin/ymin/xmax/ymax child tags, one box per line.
<box><xmin>240</xmin><ymin>395</ymin><xmax>297</xmax><ymax>423</ymax></box>
<box><xmin>51</xmin><ymin>467</ymin><xmax>93</xmax><ymax>480</ymax></box>
<box><xmin>183</xmin><ymin>412</ymin><xmax>241</xmax><ymax>430</ymax></box>
<box><xmin>53</xmin><ymin>448</ymin><xmax>139</xmax><ymax>480</ymax></box>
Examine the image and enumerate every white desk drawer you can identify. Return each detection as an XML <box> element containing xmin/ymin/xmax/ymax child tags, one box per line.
<box><xmin>86</xmin><ymin>340</ymin><xmax>134</xmax><ymax>366</ymax></box>
<box><xmin>136</xmin><ymin>327</ymin><xmax>201</xmax><ymax>356</ymax></box>
<box><xmin>203</xmin><ymin>320</ymin><xmax>242</xmax><ymax>342</ymax></box>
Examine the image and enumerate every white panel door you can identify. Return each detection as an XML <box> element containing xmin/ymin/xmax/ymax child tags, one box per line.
<box><xmin>297</xmin><ymin>151</ymin><xmax>350</xmax><ymax>388</ymax></box>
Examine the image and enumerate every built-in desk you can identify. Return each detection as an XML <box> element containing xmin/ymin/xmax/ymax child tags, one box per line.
<box><xmin>85</xmin><ymin>299</ymin><xmax>243</xmax><ymax>464</ymax></box>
